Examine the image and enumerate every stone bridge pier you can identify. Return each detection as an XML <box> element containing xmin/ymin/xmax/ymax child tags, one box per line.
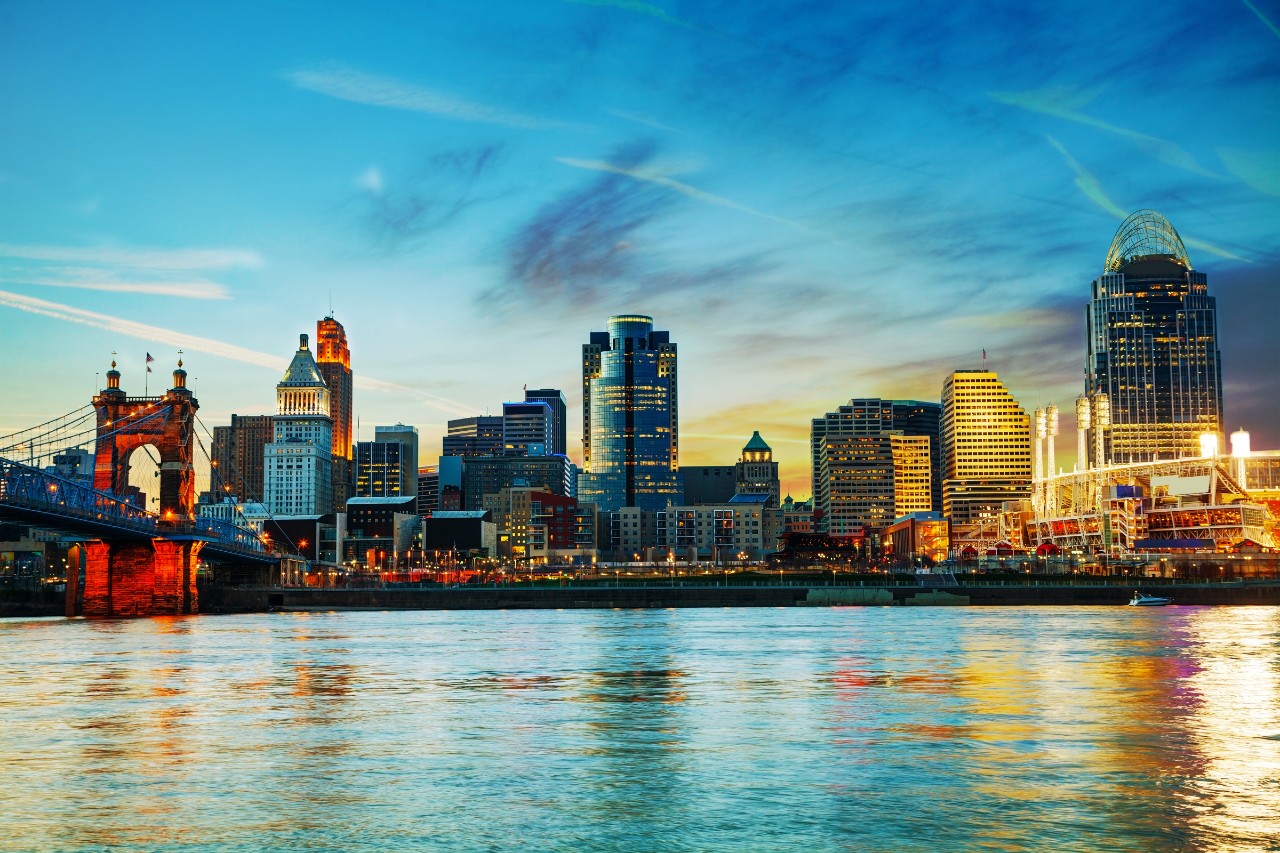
<box><xmin>78</xmin><ymin>539</ymin><xmax>203</xmax><ymax>618</ymax></box>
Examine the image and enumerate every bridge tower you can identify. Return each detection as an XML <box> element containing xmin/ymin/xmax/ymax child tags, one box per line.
<box><xmin>81</xmin><ymin>357</ymin><xmax>204</xmax><ymax>617</ymax></box>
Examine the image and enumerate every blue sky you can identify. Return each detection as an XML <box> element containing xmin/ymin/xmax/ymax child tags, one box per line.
<box><xmin>2</xmin><ymin>0</ymin><xmax>1278</xmax><ymax>497</ymax></box>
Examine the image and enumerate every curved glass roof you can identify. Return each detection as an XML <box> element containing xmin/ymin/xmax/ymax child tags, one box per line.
<box><xmin>1104</xmin><ymin>210</ymin><xmax>1191</xmax><ymax>272</ymax></box>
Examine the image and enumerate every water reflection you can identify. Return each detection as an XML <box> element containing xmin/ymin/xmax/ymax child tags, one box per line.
<box><xmin>0</xmin><ymin>608</ymin><xmax>1277</xmax><ymax>852</ymax></box>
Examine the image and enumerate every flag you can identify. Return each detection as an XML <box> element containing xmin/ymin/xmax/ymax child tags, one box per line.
<box><xmin>146</xmin><ymin>352</ymin><xmax>154</xmax><ymax>373</ymax></box>
<box><xmin>982</xmin><ymin>348</ymin><xmax>986</xmax><ymax>359</ymax></box>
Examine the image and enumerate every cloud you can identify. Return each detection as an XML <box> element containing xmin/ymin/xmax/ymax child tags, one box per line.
<box><xmin>564</xmin><ymin>0</ymin><xmax>701</xmax><ymax>32</ymax></box>
<box><xmin>1217</xmin><ymin>147</ymin><xmax>1280</xmax><ymax>197</ymax></box>
<box><xmin>556</xmin><ymin>155</ymin><xmax>845</xmax><ymax>244</ymax></box>
<box><xmin>0</xmin><ymin>290</ymin><xmax>478</xmax><ymax>417</ymax></box>
<box><xmin>2</xmin><ymin>278</ymin><xmax>230</xmax><ymax>300</ymax></box>
<box><xmin>1242</xmin><ymin>0</ymin><xmax>1280</xmax><ymax>40</ymax></box>
<box><xmin>286</xmin><ymin>66</ymin><xmax>559</xmax><ymax>129</ymax></box>
<box><xmin>993</xmin><ymin>88</ymin><xmax>1222</xmax><ymax>179</ymax></box>
<box><xmin>1046</xmin><ymin>136</ymin><xmax>1254</xmax><ymax>265</ymax></box>
<box><xmin>0</xmin><ymin>243</ymin><xmax>263</xmax><ymax>270</ymax></box>
<box><xmin>356</xmin><ymin>166</ymin><xmax>384</xmax><ymax>195</ymax></box>
<box><xmin>359</xmin><ymin>145</ymin><xmax>506</xmax><ymax>251</ymax></box>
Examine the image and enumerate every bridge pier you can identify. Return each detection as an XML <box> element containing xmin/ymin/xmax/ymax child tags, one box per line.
<box><xmin>82</xmin><ymin>538</ymin><xmax>203</xmax><ymax>618</ymax></box>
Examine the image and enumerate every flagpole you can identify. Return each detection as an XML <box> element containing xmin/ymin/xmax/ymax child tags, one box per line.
<box><xmin>145</xmin><ymin>353</ymin><xmax>148</xmax><ymax>396</ymax></box>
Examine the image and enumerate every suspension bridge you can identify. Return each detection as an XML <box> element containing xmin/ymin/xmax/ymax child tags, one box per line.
<box><xmin>0</xmin><ymin>358</ymin><xmax>280</xmax><ymax>618</ymax></box>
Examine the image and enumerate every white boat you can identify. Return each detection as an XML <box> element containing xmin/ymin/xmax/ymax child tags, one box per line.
<box><xmin>1128</xmin><ymin>591</ymin><xmax>1173</xmax><ymax>606</ymax></box>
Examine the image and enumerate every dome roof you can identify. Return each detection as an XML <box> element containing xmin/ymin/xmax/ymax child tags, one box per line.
<box><xmin>743</xmin><ymin>431</ymin><xmax>771</xmax><ymax>452</ymax></box>
<box><xmin>1105</xmin><ymin>210</ymin><xmax>1191</xmax><ymax>272</ymax></box>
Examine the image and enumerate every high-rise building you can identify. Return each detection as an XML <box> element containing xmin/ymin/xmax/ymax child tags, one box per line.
<box><xmin>443</xmin><ymin>416</ymin><xmax>504</xmax><ymax>458</ymax></box>
<box><xmin>264</xmin><ymin>334</ymin><xmax>334</xmax><ymax>516</ymax></box>
<box><xmin>354</xmin><ymin>424</ymin><xmax>418</xmax><ymax>499</ymax></box>
<box><xmin>811</xmin><ymin>399</ymin><xmax>941</xmax><ymax>514</ymax></box>
<box><xmin>502</xmin><ymin>401</ymin><xmax>553</xmax><ymax>456</ymax></box>
<box><xmin>524</xmin><ymin>388</ymin><xmax>568</xmax><ymax>456</ymax></box>
<box><xmin>417</xmin><ymin>465</ymin><xmax>439</xmax><ymax>517</ymax></box>
<box><xmin>211</xmin><ymin>414</ymin><xmax>274</xmax><ymax>502</ymax></box>
<box><xmin>940</xmin><ymin>370</ymin><xmax>1031</xmax><ymax>529</ymax></box>
<box><xmin>816</xmin><ymin>433</ymin><xmax>931</xmax><ymax>535</ymax></box>
<box><xmin>316</xmin><ymin>316</ymin><xmax>354</xmax><ymax>510</ymax></box>
<box><xmin>461</xmin><ymin>454</ymin><xmax>576</xmax><ymax>510</ymax></box>
<box><xmin>579</xmin><ymin>314</ymin><xmax>680</xmax><ymax>512</ymax></box>
<box><xmin>735</xmin><ymin>432</ymin><xmax>780</xmax><ymax>505</ymax></box>
<box><xmin>1086</xmin><ymin>210</ymin><xmax>1223</xmax><ymax>462</ymax></box>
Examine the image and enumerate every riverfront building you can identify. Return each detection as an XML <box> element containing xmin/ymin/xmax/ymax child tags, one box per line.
<box><xmin>1087</xmin><ymin>210</ymin><xmax>1223</xmax><ymax>462</ymax></box>
<box><xmin>811</xmin><ymin>399</ymin><xmax>942</xmax><ymax>517</ymax></box>
<box><xmin>263</xmin><ymin>334</ymin><xmax>334</xmax><ymax>517</ymax></box>
<box><xmin>940</xmin><ymin>370</ymin><xmax>1031</xmax><ymax>535</ymax></box>
<box><xmin>354</xmin><ymin>424</ymin><xmax>419</xmax><ymax>498</ymax></box>
<box><xmin>816</xmin><ymin>433</ymin><xmax>932</xmax><ymax>536</ymax></box>
<box><xmin>579</xmin><ymin>314</ymin><xmax>680</xmax><ymax>512</ymax></box>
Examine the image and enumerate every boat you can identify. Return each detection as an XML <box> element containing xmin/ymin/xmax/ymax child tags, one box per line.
<box><xmin>1128</xmin><ymin>591</ymin><xmax>1173</xmax><ymax>606</ymax></box>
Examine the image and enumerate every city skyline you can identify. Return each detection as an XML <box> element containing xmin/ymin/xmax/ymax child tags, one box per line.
<box><xmin>3</xmin><ymin>2</ymin><xmax>1279</xmax><ymax>500</ymax></box>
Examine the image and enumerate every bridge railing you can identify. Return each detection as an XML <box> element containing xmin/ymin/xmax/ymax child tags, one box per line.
<box><xmin>0</xmin><ymin>456</ymin><xmax>263</xmax><ymax>554</ymax></box>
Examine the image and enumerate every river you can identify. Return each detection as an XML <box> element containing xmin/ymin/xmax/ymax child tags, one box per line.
<box><xmin>2</xmin><ymin>607</ymin><xmax>1278</xmax><ymax>851</ymax></box>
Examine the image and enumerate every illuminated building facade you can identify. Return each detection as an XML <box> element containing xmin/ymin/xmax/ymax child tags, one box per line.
<box><xmin>735</xmin><ymin>431</ymin><xmax>781</xmax><ymax>505</ymax></box>
<box><xmin>502</xmin><ymin>400</ymin><xmax>554</xmax><ymax>456</ymax></box>
<box><xmin>316</xmin><ymin>315</ymin><xmax>353</xmax><ymax>510</ymax></box>
<box><xmin>940</xmin><ymin>370</ymin><xmax>1031</xmax><ymax>531</ymax></box>
<box><xmin>816</xmin><ymin>433</ymin><xmax>932</xmax><ymax>535</ymax></box>
<box><xmin>579</xmin><ymin>314</ymin><xmax>680</xmax><ymax>512</ymax></box>
<box><xmin>811</xmin><ymin>399</ymin><xmax>941</xmax><ymax>514</ymax></box>
<box><xmin>264</xmin><ymin>334</ymin><xmax>334</xmax><ymax>516</ymax></box>
<box><xmin>1086</xmin><ymin>210</ymin><xmax>1223</xmax><ymax>462</ymax></box>
<box><xmin>443</xmin><ymin>416</ymin><xmax>503</xmax><ymax>458</ymax></box>
<box><xmin>354</xmin><ymin>424</ymin><xmax>418</xmax><ymax>498</ymax></box>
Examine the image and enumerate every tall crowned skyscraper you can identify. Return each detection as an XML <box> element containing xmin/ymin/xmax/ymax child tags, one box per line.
<box><xmin>579</xmin><ymin>314</ymin><xmax>680</xmax><ymax>512</ymax></box>
<box><xmin>1087</xmin><ymin>210</ymin><xmax>1223</xmax><ymax>462</ymax></box>
<box><xmin>316</xmin><ymin>315</ymin><xmax>354</xmax><ymax>510</ymax></box>
<box><xmin>263</xmin><ymin>334</ymin><xmax>334</xmax><ymax>516</ymax></box>
<box><xmin>940</xmin><ymin>369</ymin><xmax>1031</xmax><ymax>530</ymax></box>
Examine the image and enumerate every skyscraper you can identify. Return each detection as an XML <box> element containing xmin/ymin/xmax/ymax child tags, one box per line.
<box><xmin>316</xmin><ymin>316</ymin><xmax>353</xmax><ymax>510</ymax></box>
<box><xmin>502</xmin><ymin>401</ymin><xmax>554</xmax><ymax>456</ymax></box>
<box><xmin>354</xmin><ymin>424</ymin><xmax>419</xmax><ymax>498</ymax></box>
<box><xmin>524</xmin><ymin>388</ymin><xmax>568</xmax><ymax>456</ymax></box>
<box><xmin>264</xmin><ymin>334</ymin><xmax>333</xmax><ymax>516</ymax></box>
<box><xmin>811</xmin><ymin>399</ymin><xmax>941</xmax><ymax>515</ymax></box>
<box><xmin>735</xmin><ymin>432</ymin><xmax>780</xmax><ymax>505</ymax></box>
<box><xmin>442</xmin><ymin>416</ymin><xmax>504</xmax><ymax>458</ymax></box>
<box><xmin>816</xmin><ymin>433</ymin><xmax>931</xmax><ymax>535</ymax></box>
<box><xmin>940</xmin><ymin>370</ymin><xmax>1031</xmax><ymax>529</ymax></box>
<box><xmin>579</xmin><ymin>314</ymin><xmax>680</xmax><ymax>512</ymax></box>
<box><xmin>1086</xmin><ymin>210</ymin><xmax>1223</xmax><ymax>462</ymax></box>
<box><xmin>211</xmin><ymin>414</ymin><xmax>274</xmax><ymax>502</ymax></box>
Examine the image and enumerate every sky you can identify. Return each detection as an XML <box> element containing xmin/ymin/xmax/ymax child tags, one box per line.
<box><xmin>1</xmin><ymin>0</ymin><xmax>1278</xmax><ymax>499</ymax></box>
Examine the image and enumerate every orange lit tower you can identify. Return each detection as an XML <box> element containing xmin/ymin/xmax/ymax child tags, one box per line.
<box><xmin>317</xmin><ymin>315</ymin><xmax>353</xmax><ymax>510</ymax></box>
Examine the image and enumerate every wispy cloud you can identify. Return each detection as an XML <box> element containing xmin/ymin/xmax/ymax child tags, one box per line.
<box><xmin>1046</xmin><ymin>136</ymin><xmax>1253</xmax><ymax>265</ymax></box>
<box><xmin>3</xmin><ymin>278</ymin><xmax>230</xmax><ymax>300</ymax></box>
<box><xmin>0</xmin><ymin>290</ymin><xmax>478</xmax><ymax>417</ymax></box>
<box><xmin>994</xmin><ymin>88</ymin><xmax>1222</xmax><ymax>179</ymax></box>
<box><xmin>0</xmin><ymin>243</ymin><xmax>262</xmax><ymax>270</ymax></box>
<box><xmin>564</xmin><ymin>0</ymin><xmax>701</xmax><ymax>32</ymax></box>
<box><xmin>1216</xmin><ymin>147</ymin><xmax>1280</xmax><ymax>197</ymax></box>
<box><xmin>286</xmin><ymin>66</ymin><xmax>559</xmax><ymax>129</ymax></box>
<box><xmin>556</xmin><ymin>155</ymin><xmax>844</xmax><ymax>244</ymax></box>
<box><xmin>1242</xmin><ymin>0</ymin><xmax>1280</xmax><ymax>40</ymax></box>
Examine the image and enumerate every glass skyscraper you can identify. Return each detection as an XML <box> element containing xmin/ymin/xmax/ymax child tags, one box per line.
<box><xmin>579</xmin><ymin>314</ymin><xmax>680</xmax><ymax>512</ymax></box>
<box><xmin>1087</xmin><ymin>210</ymin><xmax>1223</xmax><ymax>462</ymax></box>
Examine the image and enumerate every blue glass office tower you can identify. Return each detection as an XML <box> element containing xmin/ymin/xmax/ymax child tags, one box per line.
<box><xmin>579</xmin><ymin>315</ymin><xmax>680</xmax><ymax>512</ymax></box>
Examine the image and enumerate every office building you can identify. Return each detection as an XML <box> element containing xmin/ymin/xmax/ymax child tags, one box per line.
<box><xmin>211</xmin><ymin>414</ymin><xmax>274</xmax><ymax>503</ymax></box>
<box><xmin>1086</xmin><ymin>210</ymin><xmax>1223</xmax><ymax>462</ymax></box>
<box><xmin>344</xmin><ymin>495</ymin><xmax>419</xmax><ymax>569</ymax></box>
<box><xmin>316</xmin><ymin>315</ymin><xmax>354</xmax><ymax>511</ymax></box>
<box><xmin>502</xmin><ymin>401</ymin><xmax>553</xmax><ymax>456</ymax></box>
<box><xmin>354</xmin><ymin>425</ymin><xmax>418</xmax><ymax>499</ymax></box>
<box><xmin>735</xmin><ymin>431</ymin><xmax>780</xmax><ymax>505</ymax></box>
<box><xmin>679</xmin><ymin>466</ymin><xmax>737</xmax><ymax>505</ymax></box>
<box><xmin>443</xmin><ymin>416</ymin><xmax>504</xmax><ymax>458</ymax></box>
<box><xmin>816</xmin><ymin>433</ymin><xmax>931</xmax><ymax>535</ymax></box>
<box><xmin>263</xmin><ymin>334</ymin><xmax>334</xmax><ymax>516</ymax></box>
<box><xmin>811</xmin><ymin>399</ymin><xmax>941</xmax><ymax>513</ymax></box>
<box><xmin>940</xmin><ymin>370</ymin><xmax>1032</xmax><ymax>529</ymax></box>
<box><xmin>579</xmin><ymin>314</ymin><xmax>680</xmax><ymax>511</ymax></box>
<box><xmin>524</xmin><ymin>388</ymin><xmax>568</xmax><ymax>456</ymax></box>
<box><xmin>417</xmin><ymin>465</ymin><xmax>439</xmax><ymax>516</ymax></box>
<box><xmin>461</xmin><ymin>454</ymin><xmax>575</xmax><ymax>510</ymax></box>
